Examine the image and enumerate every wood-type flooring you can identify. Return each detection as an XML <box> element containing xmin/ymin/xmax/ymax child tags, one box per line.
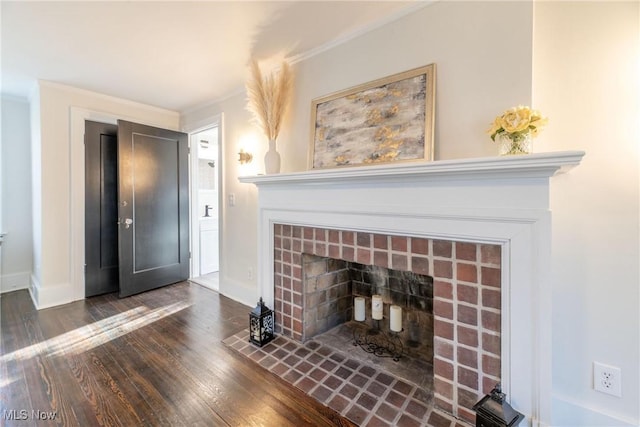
<box><xmin>0</xmin><ymin>282</ymin><xmax>355</xmax><ymax>426</ymax></box>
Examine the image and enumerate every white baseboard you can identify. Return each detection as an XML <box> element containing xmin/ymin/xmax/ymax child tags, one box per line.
<box><xmin>29</xmin><ymin>276</ymin><xmax>76</xmax><ymax>310</ymax></box>
<box><xmin>552</xmin><ymin>394</ymin><xmax>638</xmax><ymax>427</ymax></box>
<box><xmin>1</xmin><ymin>271</ymin><xmax>31</xmax><ymax>293</ymax></box>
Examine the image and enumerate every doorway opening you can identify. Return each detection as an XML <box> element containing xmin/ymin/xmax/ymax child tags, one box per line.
<box><xmin>189</xmin><ymin>124</ymin><xmax>220</xmax><ymax>291</ymax></box>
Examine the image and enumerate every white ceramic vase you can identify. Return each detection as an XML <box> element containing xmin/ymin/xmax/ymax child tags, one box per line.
<box><xmin>264</xmin><ymin>139</ymin><xmax>281</xmax><ymax>174</ymax></box>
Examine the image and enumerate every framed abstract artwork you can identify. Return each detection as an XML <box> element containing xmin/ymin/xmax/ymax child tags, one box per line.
<box><xmin>309</xmin><ymin>64</ymin><xmax>435</xmax><ymax>169</ymax></box>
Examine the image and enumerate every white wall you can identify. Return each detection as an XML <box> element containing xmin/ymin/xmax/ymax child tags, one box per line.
<box><xmin>533</xmin><ymin>2</ymin><xmax>639</xmax><ymax>426</ymax></box>
<box><xmin>287</xmin><ymin>1</ymin><xmax>533</xmax><ymax>166</ymax></box>
<box><xmin>31</xmin><ymin>81</ymin><xmax>180</xmax><ymax>308</ymax></box>
<box><xmin>1</xmin><ymin>95</ymin><xmax>33</xmax><ymax>292</ymax></box>
<box><xmin>181</xmin><ymin>1</ymin><xmax>533</xmax><ymax>308</ymax></box>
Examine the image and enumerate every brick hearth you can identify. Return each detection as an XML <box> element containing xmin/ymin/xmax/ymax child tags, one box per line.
<box><xmin>273</xmin><ymin>223</ymin><xmax>502</xmax><ymax>423</ymax></box>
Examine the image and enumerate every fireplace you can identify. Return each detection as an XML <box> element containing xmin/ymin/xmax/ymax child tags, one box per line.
<box><xmin>273</xmin><ymin>223</ymin><xmax>501</xmax><ymax>422</ymax></box>
<box><xmin>240</xmin><ymin>151</ymin><xmax>584</xmax><ymax>426</ymax></box>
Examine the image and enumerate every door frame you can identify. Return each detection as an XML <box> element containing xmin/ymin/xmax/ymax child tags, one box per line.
<box><xmin>186</xmin><ymin>115</ymin><xmax>223</xmax><ymax>286</ymax></box>
<box><xmin>69</xmin><ymin>107</ymin><xmax>180</xmax><ymax>301</ymax></box>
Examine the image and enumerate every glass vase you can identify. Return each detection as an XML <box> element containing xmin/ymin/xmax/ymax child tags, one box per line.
<box><xmin>497</xmin><ymin>133</ymin><xmax>532</xmax><ymax>156</ymax></box>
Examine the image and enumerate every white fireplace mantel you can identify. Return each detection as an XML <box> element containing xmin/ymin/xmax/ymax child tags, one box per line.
<box><xmin>240</xmin><ymin>151</ymin><xmax>584</xmax><ymax>427</ymax></box>
<box><xmin>239</xmin><ymin>151</ymin><xmax>584</xmax><ymax>186</ymax></box>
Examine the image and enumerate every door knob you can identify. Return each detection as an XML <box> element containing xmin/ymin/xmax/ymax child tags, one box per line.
<box><xmin>124</xmin><ymin>218</ymin><xmax>133</xmax><ymax>229</ymax></box>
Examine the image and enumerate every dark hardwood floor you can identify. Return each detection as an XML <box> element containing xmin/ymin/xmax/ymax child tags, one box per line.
<box><xmin>1</xmin><ymin>282</ymin><xmax>356</xmax><ymax>426</ymax></box>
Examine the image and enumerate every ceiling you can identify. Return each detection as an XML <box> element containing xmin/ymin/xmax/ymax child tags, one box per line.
<box><xmin>1</xmin><ymin>1</ymin><xmax>420</xmax><ymax>112</ymax></box>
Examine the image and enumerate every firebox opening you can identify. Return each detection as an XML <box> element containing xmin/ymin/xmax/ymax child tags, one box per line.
<box><xmin>301</xmin><ymin>253</ymin><xmax>434</xmax><ymax>390</ymax></box>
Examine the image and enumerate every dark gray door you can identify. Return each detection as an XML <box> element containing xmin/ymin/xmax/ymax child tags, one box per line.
<box><xmin>85</xmin><ymin>121</ymin><xmax>119</xmax><ymax>297</ymax></box>
<box><xmin>117</xmin><ymin>120</ymin><xmax>189</xmax><ymax>298</ymax></box>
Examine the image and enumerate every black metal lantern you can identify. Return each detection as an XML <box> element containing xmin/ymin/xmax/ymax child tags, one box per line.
<box><xmin>249</xmin><ymin>297</ymin><xmax>275</xmax><ymax>347</ymax></box>
<box><xmin>473</xmin><ymin>384</ymin><xmax>525</xmax><ymax>427</ymax></box>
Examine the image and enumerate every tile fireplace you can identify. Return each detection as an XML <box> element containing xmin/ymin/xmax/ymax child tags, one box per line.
<box><xmin>273</xmin><ymin>224</ymin><xmax>502</xmax><ymax>422</ymax></box>
<box><xmin>240</xmin><ymin>151</ymin><xmax>584</xmax><ymax>426</ymax></box>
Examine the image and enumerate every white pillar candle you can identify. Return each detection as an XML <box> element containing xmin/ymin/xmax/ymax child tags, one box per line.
<box><xmin>372</xmin><ymin>295</ymin><xmax>383</xmax><ymax>320</ymax></box>
<box><xmin>390</xmin><ymin>305</ymin><xmax>402</xmax><ymax>332</ymax></box>
<box><xmin>354</xmin><ymin>297</ymin><xmax>365</xmax><ymax>321</ymax></box>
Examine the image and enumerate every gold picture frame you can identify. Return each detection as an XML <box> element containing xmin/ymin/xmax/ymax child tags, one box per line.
<box><xmin>309</xmin><ymin>64</ymin><xmax>435</xmax><ymax>169</ymax></box>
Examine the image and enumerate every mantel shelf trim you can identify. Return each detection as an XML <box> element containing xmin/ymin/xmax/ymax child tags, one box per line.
<box><xmin>239</xmin><ymin>151</ymin><xmax>585</xmax><ymax>186</ymax></box>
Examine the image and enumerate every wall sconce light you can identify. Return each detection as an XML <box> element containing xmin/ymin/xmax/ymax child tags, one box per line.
<box><xmin>238</xmin><ymin>149</ymin><xmax>253</xmax><ymax>164</ymax></box>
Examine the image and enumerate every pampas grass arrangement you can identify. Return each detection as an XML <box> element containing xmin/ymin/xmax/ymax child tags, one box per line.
<box><xmin>246</xmin><ymin>60</ymin><xmax>294</xmax><ymax>141</ymax></box>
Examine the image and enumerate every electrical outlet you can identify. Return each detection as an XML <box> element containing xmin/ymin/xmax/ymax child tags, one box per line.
<box><xmin>228</xmin><ymin>193</ymin><xmax>236</xmax><ymax>207</ymax></box>
<box><xmin>247</xmin><ymin>267</ymin><xmax>253</xmax><ymax>280</ymax></box>
<box><xmin>593</xmin><ymin>362</ymin><xmax>622</xmax><ymax>397</ymax></box>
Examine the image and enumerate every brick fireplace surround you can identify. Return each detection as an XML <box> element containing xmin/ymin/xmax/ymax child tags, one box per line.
<box><xmin>273</xmin><ymin>224</ymin><xmax>502</xmax><ymax>422</ymax></box>
<box><xmin>240</xmin><ymin>151</ymin><xmax>584</xmax><ymax>426</ymax></box>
